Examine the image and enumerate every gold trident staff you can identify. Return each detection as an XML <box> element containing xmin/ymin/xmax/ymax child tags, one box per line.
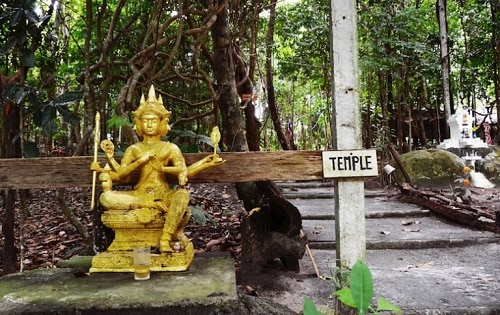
<box><xmin>90</xmin><ymin>112</ymin><xmax>100</xmax><ymax>210</ymax></box>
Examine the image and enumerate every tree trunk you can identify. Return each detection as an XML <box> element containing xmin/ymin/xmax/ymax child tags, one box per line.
<box><xmin>265</xmin><ymin>2</ymin><xmax>293</xmax><ymax>151</ymax></box>
<box><xmin>491</xmin><ymin>0</ymin><xmax>500</xmax><ymax>144</ymax></box>
<box><xmin>211</xmin><ymin>3</ymin><xmax>304</xmax><ymax>275</ymax></box>
<box><xmin>437</xmin><ymin>0</ymin><xmax>453</xmax><ymax>138</ymax></box>
<box><xmin>1</xmin><ymin>98</ymin><xmax>21</xmax><ymax>275</ymax></box>
<box><xmin>212</xmin><ymin>5</ymin><xmax>247</xmax><ymax>153</ymax></box>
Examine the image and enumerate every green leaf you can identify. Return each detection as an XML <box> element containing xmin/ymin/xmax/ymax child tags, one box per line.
<box><xmin>53</xmin><ymin>92</ymin><xmax>83</xmax><ymax>106</ymax></box>
<box><xmin>23</xmin><ymin>141</ymin><xmax>40</xmax><ymax>158</ymax></box>
<box><xmin>19</xmin><ymin>48</ymin><xmax>35</xmax><ymax>67</ymax></box>
<box><xmin>190</xmin><ymin>205</ymin><xmax>207</xmax><ymax>225</ymax></box>
<box><xmin>376</xmin><ymin>297</ymin><xmax>402</xmax><ymax>315</ymax></box>
<box><xmin>56</xmin><ymin>105</ymin><xmax>79</xmax><ymax>125</ymax></box>
<box><xmin>349</xmin><ymin>261</ymin><xmax>374</xmax><ymax>313</ymax></box>
<box><xmin>302</xmin><ymin>296</ymin><xmax>323</xmax><ymax>315</ymax></box>
<box><xmin>106</xmin><ymin>115</ymin><xmax>132</xmax><ymax>130</ymax></box>
<box><xmin>197</xmin><ymin>134</ymin><xmax>214</xmax><ymax>147</ymax></box>
<box><xmin>333</xmin><ymin>288</ymin><xmax>356</xmax><ymax>308</ymax></box>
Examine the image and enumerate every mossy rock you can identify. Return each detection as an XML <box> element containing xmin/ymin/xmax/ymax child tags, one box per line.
<box><xmin>476</xmin><ymin>145</ymin><xmax>500</xmax><ymax>184</ymax></box>
<box><xmin>392</xmin><ymin>149</ymin><xmax>465</xmax><ymax>188</ymax></box>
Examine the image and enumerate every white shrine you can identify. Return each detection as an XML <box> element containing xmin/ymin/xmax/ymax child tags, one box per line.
<box><xmin>438</xmin><ymin>106</ymin><xmax>488</xmax><ymax>150</ymax></box>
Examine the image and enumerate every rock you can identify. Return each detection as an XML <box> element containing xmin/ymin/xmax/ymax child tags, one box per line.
<box><xmin>475</xmin><ymin>145</ymin><xmax>500</xmax><ymax>185</ymax></box>
<box><xmin>393</xmin><ymin>149</ymin><xmax>465</xmax><ymax>188</ymax></box>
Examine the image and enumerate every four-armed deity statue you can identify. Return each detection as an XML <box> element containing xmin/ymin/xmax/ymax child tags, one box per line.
<box><xmin>89</xmin><ymin>85</ymin><xmax>224</xmax><ymax>273</ymax></box>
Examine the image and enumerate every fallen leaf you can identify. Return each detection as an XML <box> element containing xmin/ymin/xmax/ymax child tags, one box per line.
<box><xmin>416</xmin><ymin>261</ymin><xmax>434</xmax><ymax>269</ymax></box>
<box><xmin>245</xmin><ymin>286</ymin><xmax>259</xmax><ymax>296</ymax></box>
<box><xmin>402</xmin><ymin>228</ymin><xmax>420</xmax><ymax>232</ymax></box>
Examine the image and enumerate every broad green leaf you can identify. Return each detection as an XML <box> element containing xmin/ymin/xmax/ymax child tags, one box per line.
<box><xmin>376</xmin><ymin>297</ymin><xmax>402</xmax><ymax>315</ymax></box>
<box><xmin>349</xmin><ymin>261</ymin><xmax>374</xmax><ymax>313</ymax></box>
<box><xmin>333</xmin><ymin>288</ymin><xmax>356</xmax><ymax>308</ymax></box>
<box><xmin>56</xmin><ymin>106</ymin><xmax>79</xmax><ymax>125</ymax></box>
<box><xmin>302</xmin><ymin>296</ymin><xmax>323</xmax><ymax>315</ymax></box>
<box><xmin>53</xmin><ymin>92</ymin><xmax>83</xmax><ymax>106</ymax></box>
<box><xmin>190</xmin><ymin>206</ymin><xmax>207</xmax><ymax>225</ymax></box>
<box><xmin>19</xmin><ymin>48</ymin><xmax>35</xmax><ymax>67</ymax></box>
<box><xmin>106</xmin><ymin>116</ymin><xmax>132</xmax><ymax>130</ymax></box>
<box><xmin>23</xmin><ymin>141</ymin><xmax>40</xmax><ymax>158</ymax></box>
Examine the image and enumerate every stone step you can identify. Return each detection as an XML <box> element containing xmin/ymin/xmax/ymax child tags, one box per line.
<box><xmin>290</xmin><ymin>196</ymin><xmax>430</xmax><ymax>219</ymax></box>
<box><xmin>301</xmin><ymin>216</ymin><xmax>500</xmax><ymax>250</ymax></box>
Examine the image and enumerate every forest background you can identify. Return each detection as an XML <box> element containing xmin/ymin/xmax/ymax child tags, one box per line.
<box><xmin>1</xmin><ymin>0</ymin><xmax>499</xmax><ymax>160</ymax></box>
<box><xmin>0</xmin><ymin>0</ymin><xmax>499</xmax><ymax>274</ymax></box>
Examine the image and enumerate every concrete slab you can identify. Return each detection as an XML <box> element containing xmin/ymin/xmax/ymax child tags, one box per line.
<box><xmin>0</xmin><ymin>255</ymin><xmax>239</xmax><ymax>315</ymax></box>
<box><xmin>366</xmin><ymin>244</ymin><xmax>500</xmax><ymax>314</ymax></box>
<box><xmin>302</xmin><ymin>244</ymin><xmax>500</xmax><ymax>314</ymax></box>
<box><xmin>291</xmin><ymin>197</ymin><xmax>429</xmax><ymax>219</ymax></box>
<box><xmin>302</xmin><ymin>217</ymin><xmax>500</xmax><ymax>249</ymax></box>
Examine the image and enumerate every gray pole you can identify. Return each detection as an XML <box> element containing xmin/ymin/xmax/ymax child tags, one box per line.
<box><xmin>329</xmin><ymin>0</ymin><xmax>366</xmax><ymax>269</ymax></box>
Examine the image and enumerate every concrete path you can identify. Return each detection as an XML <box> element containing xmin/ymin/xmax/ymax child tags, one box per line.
<box><xmin>280</xmin><ymin>180</ymin><xmax>500</xmax><ymax>314</ymax></box>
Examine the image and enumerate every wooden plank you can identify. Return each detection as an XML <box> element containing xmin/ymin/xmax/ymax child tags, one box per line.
<box><xmin>0</xmin><ymin>151</ymin><xmax>324</xmax><ymax>189</ymax></box>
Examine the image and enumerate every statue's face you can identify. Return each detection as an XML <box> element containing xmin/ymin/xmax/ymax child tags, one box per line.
<box><xmin>140</xmin><ymin>113</ymin><xmax>160</xmax><ymax>136</ymax></box>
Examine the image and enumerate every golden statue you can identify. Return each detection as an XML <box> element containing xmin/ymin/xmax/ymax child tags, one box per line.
<box><xmin>89</xmin><ymin>85</ymin><xmax>224</xmax><ymax>273</ymax></box>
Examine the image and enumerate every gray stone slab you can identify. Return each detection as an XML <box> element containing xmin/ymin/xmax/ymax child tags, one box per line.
<box><xmin>368</xmin><ymin>244</ymin><xmax>500</xmax><ymax>314</ymax></box>
<box><xmin>302</xmin><ymin>220</ymin><xmax>335</xmax><ymax>243</ymax></box>
<box><xmin>363</xmin><ymin>197</ymin><xmax>425</xmax><ymax>214</ymax></box>
<box><xmin>290</xmin><ymin>197</ymin><xmax>429</xmax><ymax>219</ymax></box>
<box><xmin>302</xmin><ymin>217</ymin><xmax>500</xmax><ymax>247</ymax></box>
<box><xmin>0</xmin><ymin>256</ymin><xmax>238</xmax><ymax>315</ymax></box>
<box><xmin>367</xmin><ymin>217</ymin><xmax>500</xmax><ymax>249</ymax></box>
<box><xmin>304</xmin><ymin>244</ymin><xmax>500</xmax><ymax>314</ymax></box>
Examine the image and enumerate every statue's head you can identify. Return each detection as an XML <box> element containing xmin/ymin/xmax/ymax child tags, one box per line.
<box><xmin>133</xmin><ymin>85</ymin><xmax>171</xmax><ymax>137</ymax></box>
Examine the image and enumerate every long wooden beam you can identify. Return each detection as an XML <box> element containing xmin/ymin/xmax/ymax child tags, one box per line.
<box><xmin>0</xmin><ymin>151</ymin><xmax>324</xmax><ymax>189</ymax></box>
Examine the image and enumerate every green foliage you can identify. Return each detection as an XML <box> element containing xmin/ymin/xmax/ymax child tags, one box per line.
<box><xmin>330</xmin><ymin>265</ymin><xmax>350</xmax><ymax>290</ymax></box>
<box><xmin>348</xmin><ymin>261</ymin><xmax>374</xmax><ymax>313</ymax></box>
<box><xmin>303</xmin><ymin>296</ymin><xmax>324</xmax><ymax>315</ymax></box>
<box><xmin>31</xmin><ymin>91</ymin><xmax>82</xmax><ymax>137</ymax></box>
<box><xmin>189</xmin><ymin>205</ymin><xmax>216</xmax><ymax>227</ymax></box>
<box><xmin>303</xmin><ymin>261</ymin><xmax>401</xmax><ymax>315</ymax></box>
<box><xmin>0</xmin><ymin>82</ymin><xmax>81</xmax><ymax>137</ymax></box>
<box><xmin>106</xmin><ymin>115</ymin><xmax>132</xmax><ymax>131</ymax></box>
<box><xmin>167</xmin><ymin>130</ymin><xmax>216</xmax><ymax>153</ymax></box>
<box><xmin>333</xmin><ymin>261</ymin><xmax>401</xmax><ymax>315</ymax></box>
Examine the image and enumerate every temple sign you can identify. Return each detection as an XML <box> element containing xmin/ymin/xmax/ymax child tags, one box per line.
<box><xmin>322</xmin><ymin>149</ymin><xmax>378</xmax><ymax>178</ymax></box>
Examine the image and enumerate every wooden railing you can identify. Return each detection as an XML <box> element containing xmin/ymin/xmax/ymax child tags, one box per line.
<box><xmin>0</xmin><ymin>151</ymin><xmax>325</xmax><ymax>189</ymax></box>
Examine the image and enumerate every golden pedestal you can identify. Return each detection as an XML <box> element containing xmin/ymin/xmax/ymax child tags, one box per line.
<box><xmin>90</xmin><ymin>208</ymin><xmax>194</xmax><ymax>273</ymax></box>
<box><xmin>89</xmin><ymin>243</ymin><xmax>195</xmax><ymax>273</ymax></box>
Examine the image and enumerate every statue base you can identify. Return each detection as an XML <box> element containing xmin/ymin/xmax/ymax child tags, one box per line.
<box><xmin>90</xmin><ymin>242</ymin><xmax>195</xmax><ymax>273</ymax></box>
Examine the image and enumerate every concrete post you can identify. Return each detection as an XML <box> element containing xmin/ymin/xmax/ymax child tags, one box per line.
<box><xmin>329</xmin><ymin>0</ymin><xmax>366</xmax><ymax>269</ymax></box>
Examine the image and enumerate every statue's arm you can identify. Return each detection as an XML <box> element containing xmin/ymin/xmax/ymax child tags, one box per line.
<box><xmin>160</xmin><ymin>145</ymin><xmax>188</xmax><ymax>185</ymax></box>
<box><xmin>187</xmin><ymin>154</ymin><xmax>225</xmax><ymax>177</ymax></box>
<box><xmin>114</xmin><ymin>147</ymin><xmax>149</xmax><ymax>180</ymax></box>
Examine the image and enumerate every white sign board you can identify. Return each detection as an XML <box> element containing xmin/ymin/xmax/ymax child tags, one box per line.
<box><xmin>322</xmin><ymin>149</ymin><xmax>378</xmax><ymax>178</ymax></box>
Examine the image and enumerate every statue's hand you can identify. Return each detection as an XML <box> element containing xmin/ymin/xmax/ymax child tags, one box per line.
<box><xmin>138</xmin><ymin>150</ymin><xmax>155</xmax><ymax>164</ymax></box>
<box><xmin>100</xmin><ymin>140</ymin><xmax>115</xmax><ymax>159</ymax></box>
<box><xmin>206</xmin><ymin>154</ymin><xmax>225</xmax><ymax>166</ymax></box>
<box><xmin>90</xmin><ymin>161</ymin><xmax>101</xmax><ymax>172</ymax></box>
<box><xmin>178</xmin><ymin>172</ymin><xmax>188</xmax><ymax>186</ymax></box>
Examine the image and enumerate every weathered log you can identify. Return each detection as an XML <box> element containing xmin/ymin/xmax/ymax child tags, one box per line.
<box><xmin>0</xmin><ymin>151</ymin><xmax>323</xmax><ymax>189</ymax></box>
<box><xmin>237</xmin><ymin>181</ymin><xmax>306</xmax><ymax>275</ymax></box>
<box><xmin>398</xmin><ymin>183</ymin><xmax>498</xmax><ymax>233</ymax></box>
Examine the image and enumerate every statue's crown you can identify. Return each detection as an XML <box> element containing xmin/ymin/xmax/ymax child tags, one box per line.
<box><xmin>134</xmin><ymin>85</ymin><xmax>171</xmax><ymax>119</ymax></box>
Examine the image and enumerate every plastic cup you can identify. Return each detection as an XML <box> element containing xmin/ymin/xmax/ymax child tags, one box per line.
<box><xmin>133</xmin><ymin>247</ymin><xmax>151</xmax><ymax>280</ymax></box>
